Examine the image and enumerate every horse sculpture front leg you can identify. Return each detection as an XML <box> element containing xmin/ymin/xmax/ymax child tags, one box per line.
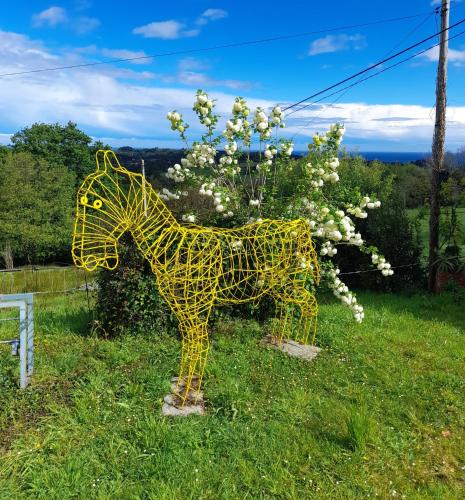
<box><xmin>173</xmin><ymin>311</ymin><xmax>211</xmax><ymax>406</ymax></box>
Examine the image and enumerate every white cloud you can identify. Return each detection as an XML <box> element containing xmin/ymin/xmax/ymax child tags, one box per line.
<box><xmin>134</xmin><ymin>9</ymin><xmax>227</xmax><ymax>39</ymax></box>
<box><xmin>32</xmin><ymin>6</ymin><xmax>68</xmax><ymax>27</ymax></box>
<box><xmin>101</xmin><ymin>48</ymin><xmax>152</xmax><ymax>64</ymax></box>
<box><xmin>285</xmin><ymin>102</ymin><xmax>465</xmax><ymax>149</ymax></box>
<box><xmin>178</xmin><ymin>57</ymin><xmax>210</xmax><ymax>71</ymax></box>
<box><xmin>0</xmin><ymin>30</ymin><xmax>464</xmax><ymax>150</ymax></box>
<box><xmin>419</xmin><ymin>46</ymin><xmax>465</xmax><ymax>67</ymax></box>
<box><xmin>73</xmin><ymin>16</ymin><xmax>100</xmax><ymax>34</ymax></box>
<box><xmin>133</xmin><ymin>20</ymin><xmax>197</xmax><ymax>40</ymax></box>
<box><xmin>308</xmin><ymin>34</ymin><xmax>366</xmax><ymax>56</ymax></box>
<box><xmin>31</xmin><ymin>7</ymin><xmax>99</xmax><ymax>34</ymax></box>
<box><xmin>174</xmin><ymin>71</ymin><xmax>254</xmax><ymax>90</ymax></box>
<box><xmin>197</xmin><ymin>8</ymin><xmax>228</xmax><ymax>25</ymax></box>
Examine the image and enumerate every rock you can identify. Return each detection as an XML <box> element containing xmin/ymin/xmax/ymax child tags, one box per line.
<box><xmin>162</xmin><ymin>393</ymin><xmax>205</xmax><ymax>417</ymax></box>
<box><xmin>261</xmin><ymin>334</ymin><xmax>321</xmax><ymax>361</ymax></box>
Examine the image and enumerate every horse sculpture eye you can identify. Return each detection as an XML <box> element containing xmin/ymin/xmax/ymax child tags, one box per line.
<box><xmin>93</xmin><ymin>199</ymin><xmax>103</xmax><ymax>209</ymax></box>
<box><xmin>80</xmin><ymin>195</ymin><xmax>88</xmax><ymax>205</ymax></box>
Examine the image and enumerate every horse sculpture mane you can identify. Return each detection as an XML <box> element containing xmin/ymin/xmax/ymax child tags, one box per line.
<box><xmin>73</xmin><ymin>150</ymin><xmax>320</xmax><ymax>407</ymax></box>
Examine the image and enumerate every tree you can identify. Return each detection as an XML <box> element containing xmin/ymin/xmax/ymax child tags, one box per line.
<box><xmin>10</xmin><ymin>122</ymin><xmax>100</xmax><ymax>185</ymax></box>
<box><xmin>158</xmin><ymin>90</ymin><xmax>393</xmax><ymax>323</ymax></box>
<box><xmin>0</xmin><ymin>151</ymin><xmax>75</xmax><ymax>265</ymax></box>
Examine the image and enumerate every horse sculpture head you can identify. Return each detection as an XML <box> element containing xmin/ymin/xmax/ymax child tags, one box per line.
<box><xmin>72</xmin><ymin>150</ymin><xmax>128</xmax><ymax>271</ymax></box>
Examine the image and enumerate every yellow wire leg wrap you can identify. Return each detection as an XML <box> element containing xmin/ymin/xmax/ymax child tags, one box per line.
<box><xmin>72</xmin><ymin>151</ymin><xmax>320</xmax><ymax>406</ymax></box>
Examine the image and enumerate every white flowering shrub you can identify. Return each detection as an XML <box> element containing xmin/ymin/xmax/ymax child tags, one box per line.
<box><xmin>161</xmin><ymin>90</ymin><xmax>393</xmax><ymax>322</ymax></box>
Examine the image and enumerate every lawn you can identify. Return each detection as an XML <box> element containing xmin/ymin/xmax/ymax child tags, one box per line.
<box><xmin>0</xmin><ymin>290</ymin><xmax>464</xmax><ymax>498</ymax></box>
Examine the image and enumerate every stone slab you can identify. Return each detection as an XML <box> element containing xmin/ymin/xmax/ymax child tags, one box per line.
<box><xmin>262</xmin><ymin>335</ymin><xmax>321</xmax><ymax>361</ymax></box>
<box><xmin>162</xmin><ymin>393</ymin><xmax>205</xmax><ymax>416</ymax></box>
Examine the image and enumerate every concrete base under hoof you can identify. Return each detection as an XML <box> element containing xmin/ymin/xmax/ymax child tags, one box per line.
<box><xmin>162</xmin><ymin>377</ymin><xmax>205</xmax><ymax>416</ymax></box>
<box><xmin>262</xmin><ymin>335</ymin><xmax>321</xmax><ymax>361</ymax></box>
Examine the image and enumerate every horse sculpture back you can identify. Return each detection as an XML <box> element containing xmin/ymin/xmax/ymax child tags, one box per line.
<box><xmin>73</xmin><ymin>150</ymin><xmax>319</xmax><ymax>406</ymax></box>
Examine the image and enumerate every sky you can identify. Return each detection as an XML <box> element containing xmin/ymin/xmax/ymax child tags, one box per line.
<box><xmin>0</xmin><ymin>0</ymin><xmax>464</xmax><ymax>151</ymax></box>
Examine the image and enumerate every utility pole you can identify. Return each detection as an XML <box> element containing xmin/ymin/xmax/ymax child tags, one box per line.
<box><xmin>428</xmin><ymin>0</ymin><xmax>450</xmax><ymax>292</ymax></box>
<box><xmin>141</xmin><ymin>158</ymin><xmax>148</xmax><ymax>218</ymax></box>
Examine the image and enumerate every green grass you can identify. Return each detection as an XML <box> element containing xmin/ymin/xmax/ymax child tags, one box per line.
<box><xmin>408</xmin><ymin>207</ymin><xmax>465</xmax><ymax>263</ymax></box>
<box><xmin>0</xmin><ymin>266</ymin><xmax>89</xmax><ymax>294</ymax></box>
<box><xmin>1</xmin><ymin>291</ymin><xmax>465</xmax><ymax>498</ymax></box>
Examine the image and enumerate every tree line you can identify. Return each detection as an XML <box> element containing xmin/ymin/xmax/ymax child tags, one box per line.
<box><xmin>0</xmin><ymin>121</ymin><xmax>463</xmax><ymax>271</ymax></box>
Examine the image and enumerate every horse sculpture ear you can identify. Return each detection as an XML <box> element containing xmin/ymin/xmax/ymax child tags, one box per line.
<box><xmin>104</xmin><ymin>150</ymin><xmax>124</xmax><ymax>172</ymax></box>
<box><xmin>95</xmin><ymin>150</ymin><xmax>108</xmax><ymax>173</ymax></box>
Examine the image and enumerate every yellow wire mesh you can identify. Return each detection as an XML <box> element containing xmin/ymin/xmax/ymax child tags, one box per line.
<box><xmin>72</xmin><ymin>150</ymin><xmax>320</xmax><ymax>405</ymax></box>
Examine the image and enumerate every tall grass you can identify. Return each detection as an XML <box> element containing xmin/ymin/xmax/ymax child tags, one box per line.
<box><xmin>0</xmin><ymin>266</ymin><xmax>89</xmax><ymax>294</ymax></box>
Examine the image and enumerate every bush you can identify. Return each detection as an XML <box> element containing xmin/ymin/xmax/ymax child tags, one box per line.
<box><xmin>333</xmin><ymin>156</ymin><xmax>424</xmax><ymax>291</ymax></box>
<box><xmin>94</xmin><ymin>235</ymin><xmax>177</xmax><ymax>338</ymax></box>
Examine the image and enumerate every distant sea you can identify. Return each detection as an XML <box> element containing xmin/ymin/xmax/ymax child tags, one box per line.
<box><xmin>348</xmin><ymin>151</ymin><xmax>429</xmax><ymax>163</ymax></box>
<box><xmin>293</xmin><ymin>151</ymin><xmax>429</xmax><ymax>163</ymax></box>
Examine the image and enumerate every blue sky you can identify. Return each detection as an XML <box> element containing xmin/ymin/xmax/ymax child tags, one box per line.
<box><xmin>0</xmin><ymin>0</ymin><xmax>464</xmax><ymax>151</ymax></box>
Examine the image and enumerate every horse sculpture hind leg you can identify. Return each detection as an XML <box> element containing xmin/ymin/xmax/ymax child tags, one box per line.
<box><xmin>272</xmin><ymin>286</ymin><xmax>318</xmax><ymax>345</ymax></box>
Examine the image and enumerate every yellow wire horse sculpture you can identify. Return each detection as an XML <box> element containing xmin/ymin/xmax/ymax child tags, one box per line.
<box><xmin>72</xmin><ymin>151</ymin><xmax>320</xmax><ymax>406</ymax></box>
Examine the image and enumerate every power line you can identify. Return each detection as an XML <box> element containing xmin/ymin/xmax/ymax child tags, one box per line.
<box><xmin>285</xmin><ymin>28</ymin><xmax>465</xmax><ymax>133</ymax></box>
<box><xmin>0</xmin><ymin>11</ymin><xmax>438</xmax><ymax>79</ymax></box>
<box><xmin>288</xmin><ymin>10</ymin><xmax>437</xmax><ymax>138</ymax></box>
<box><xmin>282</xmin><ymin>17</ymin><xmax>465</xmax><ymax>114</ymax></box>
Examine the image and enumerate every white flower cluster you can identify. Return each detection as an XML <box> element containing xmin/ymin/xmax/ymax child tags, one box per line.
<box><xmin>304</xmin><ymin>202</ymin><xmax>362</xmax><ymax>247</ymax></box>
<box><xmin>305</xmin><ymin>156</ymin><xmax>340</xmax><ymax>190</ymax></box>
<box><xmin>182</xmin><ymin>213</ymin><xmax>196</xmax><ymax>223</ymax></box>
<box><xmin>199</xmin><ymin>182</ymin><xmax>234</xmax><ymax>217</ymax></box>
<box><xmin>347</xmin><ymin>196</ymin><xmax>381</xmax><ymax>219</ymax></box>
<box><xmin>159</xmin><ymin>187</ymin><xmax>180</xmax><ymax>201</ymax></box>
<box><xmin>281</xmin><ymin>141</ymin><xmax>293</xmax><ymax>156</ymax></box>
<box><xmin>166</xmin><ymin>111</ymin><xmax>185</xmax><ymax>133</ymax></box>
<box><xmin>184</xmin><ymin>143</ymin><xmax>216</xmax><ymax>170</ymax></box>
<box><xmin>249</xmin><ymin>198</ymin><xmax>260</xmax><ymax>207</ymax></box>
<box><xmin>270</xmin><ymin>105</ymin><xmax>284</xmax><ymax>126</ymax></box>
<box><xmin>326</xmin><ymin>267</ymin><xmax>365</xmax><ymax>323</ymax></box>
<box><xmin>327</xmin><ymin>123</ymin><xmax>345</xmax><ymax>145</ymax></box>
<box><xmin>264</xmin><ymin>144</ymin><xmax>278</xmax><ymax>160</ymax></box>
<box><xmin>253</xmin><ymin>108</ymin><xmax>271</xmax><ymax>139</ymax></box>
<box><xmin>224</xmin><ymin>118</ymin><xmax>246</xmax><ymax>138</ymax></box>
<box><xmin>252</xmin><ymin>105</ymin><xmax>283</xmax><ymax>141</ymax></box>
<box><xmin>372</xmin><ymin>254</ymin><xmax>394</xmax><ymax>276</ymax></box>
<box><xmin>311</xmin><ymin>124</ymin><xmax>345</xmax><ymax>148</ymax></box>
<box><xmin>166</xmin><ymin>163</ymin><xmax>187</xmax><ymax>183</ymax></box>
<box><xmin>193</xmin><ymin>91</ymin><xmax>215</xmax><ymax>126</ymax></box>
<box><xmin>228</xmin><ymin>97</ymin><xmax>252</xmax><ymax>145</ymax></box>
<box><xmin>320</xmin><ymin>241</ymin><xmax>337</xmax><ymax>257</ymax></box>
<box><xmin>255</xmin><ymin>144</ymin><xmax>278</xmax><ymax>172</ymax></box>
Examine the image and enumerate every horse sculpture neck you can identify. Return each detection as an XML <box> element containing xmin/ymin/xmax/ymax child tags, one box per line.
<box><xmin>72</xmin><ymin>150</ymin><xmax>181</xmax><ymax>271</ymax></box>
<box><xmin>120</xmin><ymin>168</ymin><xmax>182</xmax><ymax>265</ymax></box>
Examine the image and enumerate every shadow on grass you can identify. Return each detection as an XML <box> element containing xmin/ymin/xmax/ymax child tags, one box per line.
<box><xmin>37</xmin><ymin>305</ymin><xmax>94</xmax><ymax>338</ymax></box>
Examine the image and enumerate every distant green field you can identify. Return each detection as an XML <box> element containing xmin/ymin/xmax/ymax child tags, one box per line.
<box><xmin>0</xmin><ymin>266</ymin><xmax>89</xmax><ymax>295</ymax></box>
<box><xmin>407</xmin><ymin>207</ymin><xmax>465</xmax><ymax>262</ymax></box>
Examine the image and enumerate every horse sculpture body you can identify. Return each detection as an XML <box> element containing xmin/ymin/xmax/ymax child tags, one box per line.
<box><xmin>73</xmin><ymin>151</ymin><xmax>320</xmax><ymax>406</ymax></box>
